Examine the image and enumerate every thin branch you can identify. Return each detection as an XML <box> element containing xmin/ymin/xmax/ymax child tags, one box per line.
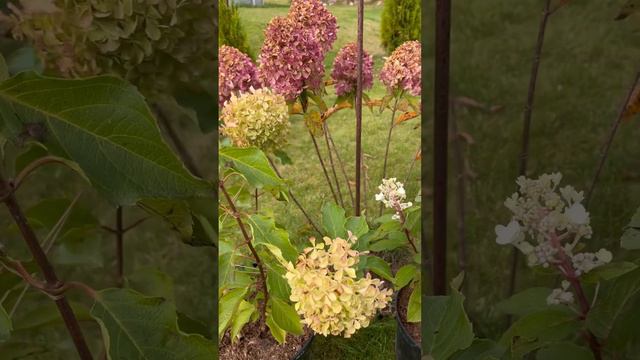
<box><xmin>267</xmin><ymin>156</ymin><xmax>322</xmax><ymax>235</ymax></box>
<box><xmin>323</xmin><ymin>122</ymin><xmax>345</xmax><ymax>208</ymax></box>
<box><xmin>219</xmin><ymin>180</ymin><xmax>268</xmax><ymax>329</ymax></box>
<box><xmin>586</xmin><ymin>71</ymin><xmax>640</xmax><ymax>206</ymax></box>
<box><xmin>397</xmin><ymin>209</ymin><xmax>418</xmax><ymax>253</ymax></box>
<box><xmin>326</xmin><ymin>122</ymin><xmax>355</xmax><ymax>208</ymax></box>
<box><xmin>379</xmin><ymin>95</ymin><xmax>401</xmax><ymax>216</ymax></box>
<box><xmin>116</xmin><ymin>206</ymin><xmax>124</xmax><ymax>287</ymax></box>
<box><xmin>508</xmin><ymin>0</ymin><xmax>553</xmax><ymax>306</ymax></box>
<box><xmin>354</xmin><ymin>0</ymin><xmax>364</xmax><ymax>216</ymax></box>
<box><xmin>153</xmin><ymin>104</ymin><xmax>202</xmax><ymax>178</ymax></box>
<box><xmin>11</xmin><ymin>156</ymin><xmax>74</xmax><ymax>192</ymax></box>
<box><xmin>123</xmin><ymin>217</ymin><xmax>149</xmax><ymax>233</ymax></box>
<box><xmin>433</xmin><ymin>0</ymin><xmax>452</xmax><ymax>296</ymax></box>
<box><xmin>309</xmin><ymin>129</ymin><xmax>339</xmax><ymax>204</ymax></box>
<box><xmin>0</xmin><ymin>172</ymin><xmax>93</xmax><ymax>359</ymax></box>
<box><xmin>450</xmin><ymin>102</ymin><xmax>468</xmax><ymax>274</ymax></box>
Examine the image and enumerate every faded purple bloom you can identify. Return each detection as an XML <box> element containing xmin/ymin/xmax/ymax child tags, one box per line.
<box><xmin>258</xmin><ymin>16</ymin><xmax>325</xmax><ymax>101</ymax></box>
<box><xmin>331</xmin><ymin>43</ymin><xmax>373</xmax><ymax>97</ymax></box>
<box><xmin>380</xmin><ymin>41</ymin><xmax>421</xmax><ymax>96</ymax></box>
<box><xmin>218</xmin><ymin>45</ymin><xmax>260</xmax><ymax>107</ymax></box>
<box><xmin>289</xmin><ymin>0</ymin><xmax>338</xmax><ymax>54</ymax></box>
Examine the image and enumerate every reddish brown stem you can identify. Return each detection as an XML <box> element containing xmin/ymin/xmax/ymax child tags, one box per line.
<box><xmin>433</xmin><ymin>0</ymin><xmax>451</xmax><ymax>296</ymax></box>
<box><xmin>586</xmin><ymin>71</ymin><xmax>640</xmax><ymax>206</ymax></box>
<box><xmin>396</xmin><ymin>209</ymin><xmax>418</xmax><ymax>254</ymax></box>
<box><xmin>379</xmin><ymin>95</ymin><xmax>401</xmax><ymax>217</ymax></box>
<box><xmin>0</xmin><ymin>174</ymin><xmax>93</xmax><ymax>359</ymax></box>
<box><xmin>219</xmin><ymin>180</ymin><xmax>268</xmax><ymax>328</ymax></box>
<box><xmin>309</xmin><ymin>129</ymin><xmax>339</xmax><ymax>204</ymax></box>
<box><xmin>323</xmin><ymin>123</ymin><xmax>345</xmax><ymax>208</ymax></box>
<box><xmin>267</xmin><ymin>157</ymin><xmax>322</xmax><ymax>235</ymax></box>
<box><xmin>509</xmin><ymin>0</ymin><xmax>553</xmax><ymax>308</ymax></box>
<box><xmin>354</xmin><ymin>0</ymin><xmax>364</xmax><ymax>216</ymax></box>
<box><xmin>326</xmin><ymin>123</ymin><xmax>355</xmax><ymax>208</ymax></box>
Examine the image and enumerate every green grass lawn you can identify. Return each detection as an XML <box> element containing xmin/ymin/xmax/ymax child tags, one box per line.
<box><xmin>445</xmin><ymin>0</ymin><xmax>640</xmax><ymax>338</ymax></box>
<box><xmin>235</xmin><ymin>2</ymin><xmax>421</xmax><ymax>359</ymax></box>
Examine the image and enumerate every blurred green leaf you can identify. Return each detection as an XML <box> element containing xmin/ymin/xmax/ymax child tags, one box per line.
<box><xmin>91</xmin><ymin>288</ymin><xmax>216</xmax><ymax>358</ymax></box>
<box><xmin>0</xmin><ymin>303</ymin><xmax>11</xmax><ymax>342</ymax></box>
<box><xmin>536</xmin><ymin>342</ymin><xmax>594</xmax><ymax>360</ymax></box>
<box><xmin>363</xmin><ymin>255</ymin><xmax>393</xmax><ymax>282</ymax></box>
<box><xmin>0</xmin><ymin>72</ymin><xmax>210</xmax><ymax>205</ymax></box>
<box><xmin>218</xmin><ymin>287</ymin><xmax>247</xmax><ymax>339</ymax></box>
<box><xmin>495</xmin><ymin>287</ymin><xmax>553</xmax><ymax>317</ymax></box>
<box><xmin>407</xmin><ymin>282</ymin><xmax>421</xmax><ymax>323</ymax></box>
<box><xmin>220</xmin><ymin>147</ymin><xmax>284</xmax><ymax>193</ymax></box>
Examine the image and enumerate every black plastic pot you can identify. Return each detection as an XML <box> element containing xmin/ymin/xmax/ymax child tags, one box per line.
<box><xmin>395</xmin><ymin>289</ymin><xmax>421</xmax><ymax>360</ymax></box>
<box><xmin>291</xmin><ymin>334</ymin><xmax>315</xmax><ymax>360</ymax></box>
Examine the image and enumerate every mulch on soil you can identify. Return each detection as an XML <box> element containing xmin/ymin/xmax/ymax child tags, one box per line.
<box><xmin>220</xmin><ymin>321</ymin><xmax>313</xmax><ymax>360</ymax></box>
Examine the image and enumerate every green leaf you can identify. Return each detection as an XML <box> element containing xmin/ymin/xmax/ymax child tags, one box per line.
<box><xmin>582</xmin><ymin>261</ymin><xmax>638</xmax><ymax>283</ymax></box>
<box><xmin>499</xmin><ymin>309</ymin><xmax>579</xmax><ymax>357</ymax></box>
<box><xmin>495</xmin><ymin>287</ymin><xmax>553</xmax><ymax>317</ymax></box>
<box><xmin>248</xmin><ymin>214</ymin><xmax>297</xmax><ymax>263</ymax></box>
<box><xmin>0</xmin><ymin>303</ymin><xmax>11</xmax><ymax>342</ymax></box>
<box><xmin>267</xmin><ymin>265</ymin><xmax>291</xmax><ymax>301</ymax></box>
<box><xmin>273</xmin><ymin>149</ymin><xmax>293</xmax><ymax>165</ymax></box>
<box><xmin>345</xmin><ymin>216</ymin><xmax>369</xmax><ymax>238</ymax></box>
<box><xmin>407</xmin><ymin>282</ymin><xmax>421</xmax><ymax>323</ymax></box>
<box><xmin>587</xmin><ymin>267</ymin><xmax>640</xmax><ymax>339</ymax></box>
<box><xmin>270</xmin><ymin>297</ymin><xmax>303</xmax><ymax>335</ymax></box>
<box><xmin>369</xmin><ymin>231</ymin><xmax>406</xmax><ymax>251</ymax></box>
<box><xmin>266</xmin><ymin>313</ymin><xmax>286</xmax><ymax>344</ymax></box>
<box><xmin>90</xmin><ymin>288</ymin><xmax>216</xmax><ymax>359</ymax></box>
<box><xmin>363</xmin><ymin>255</ymin><xmax>393</xmax><ymax>282</ymax></box>
<box><xmin>127</xmin><ymin>267</ymin><xmax>175</xmax><ymax>301</ymax></box>
<box><xmin>220</xmin><ymin>147</ymin><xmax>284</xmax><ymax>192</ymax></box>
<box><xmin>0</xmin><ymin>72</ymin><xmax>210</xmax><ymax>205</ymax></box>
<box><xmin>424</xmin><ymin>285</ymin><xmax>474</xmax><ymax>359</ymax></box>
<box><xmin>621</xmin><ymin>207</ymin><xmax>640</xmax><ymax>250</ymax></box>
<box><xmin>451</xmin><ymin>339</ymin><xmax>504</xmax><ymax>360</ymax></box>
<box><xmin>536</xmin><ymin>342</ymin><xmax>594</xmax><ymax>360</ymax></box>
<box><xmin>174</xmin><ymin>88</ymin><xmax>216</xmax><ymax>132</ymax></box>
<box><xmin>322</xmin><ymin>202</ymin><xmax>347</xmax><ymax>238</ymax></box>
<box><xmin>394</xmin><ymin>264</ymin><xmax>417</xmax><ymax>289</ymax></box>
<box><xmin>230</xmin><ymin>300</ymin><xmax>255</xmax><ymax>342</ymax></box>
<box><xmin>218</xmin><ymin>287</ymin><xmax>248</xmax><ymax>339</ymax></box>
<box><xmin>0</xmin><ymin>54</ymin><xmax>8</xmax><ymax>82</ymax></box>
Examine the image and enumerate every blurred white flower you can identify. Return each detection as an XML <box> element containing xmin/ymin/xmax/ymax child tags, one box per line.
<box><xmin>375</xmin><ymin>178</ymin><xmax>412</xmax><ymax>221</ymax></box>
<box><xmin>547</xmin><ymin>280</ymin><xmax>574</xmax><ymax>305</ymax></box>
<box><xmin>495</xmin><ymin>220</ymin><xmax>523</xmax><ymax>245</ymax></box>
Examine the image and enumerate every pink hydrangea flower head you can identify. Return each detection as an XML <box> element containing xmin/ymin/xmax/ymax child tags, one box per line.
<box><xmin>258</xmin><ymin>16</ymin><xmax>325</xmax><ymax>101</ymax></box>
<box><xmin>288</xmin><ymin>0</ymin><xmax>338</xmax><ymax>54</ymax></box>
<box><xmin>218</xmin><ymin>45</ymin><xmax>260</xmax><ymax>107</ymax></box>
<box><xmin>331</xmin><ymin>42</ymin><xmax>373</xmax><ymax>97</ymax></box>
<box><xmin>380</xmin><ymin>40</ymin><xmax>421</xmax><ymax>96</ymax></box>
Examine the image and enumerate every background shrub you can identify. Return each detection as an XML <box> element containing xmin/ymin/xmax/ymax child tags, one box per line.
<box><xmin>219</xmin><ymin>0</ymin><xmax>254</xmax><ymax>59</ymax></box>
<box><xmin>380</xmin><ymin>0</ymin><xmax>420</xmax><ymax>54</ymax></box>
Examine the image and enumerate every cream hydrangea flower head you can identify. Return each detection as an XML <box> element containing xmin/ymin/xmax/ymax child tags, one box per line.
<box><xmin>284</xmin><ymin>233</ymin><xmax>392</xmax><ymax>338</ymax></box>
<box><xmin>375</xmin><ymin>178</ymin><xmax>413</xmax><ymax>220</ymax></box>
<box><xmin>220</xmin><ymin>87</ymin><xmax>290</xmax><ymax>153</ymax></box>
<box><xmin>496</xmin><ymin>173</ymin><xmax>613</xmax><ymax>303</ymax></box>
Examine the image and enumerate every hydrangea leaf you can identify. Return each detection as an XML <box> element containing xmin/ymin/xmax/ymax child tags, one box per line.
<box><xmin>394</xmin><ymin>264</ymin><xmax>417</xmax><ymax>289</ymax></box>
<box><xmin>220</xmin><ymin>147</ymin><xmax>284</xmax><ymax>192</ymax></box>
<box><xmin>495</xmin><ymin>287</ymin><xmax>554</xmax><ymax>318</ymax></box>
<box><xmin>407</xmin><ymin>282</ymin><xmax>421</xmax><ymax>322</ymax></box>
<box><xmin>0</xmin><ymin>72</ymin><xmax>211</xmax><ymax>205</ymax></box>
<box><xmin>230</xmin><ymin>300</ymin><xmax>255</xmax><ymax>343</ymax></box>
<box><xmin>587</xmin><ymin>267</ymin><xmax>640</xmax><ymax>339</ymax></box>
<box><xmin>266</xmin><ymin>313</ymin><xmax>286</xmax><ymax>344</ymax></box>
<box><xmin>90</xmin><ymin>288</ymin><xmax>217</xmax><ymax>359</ymax></box>
<box><xmin>535</xmin><ymin>342</ymin><xmax>594</xmax><ymax>360</ymax></box>
<box><xmin>269</xmin><ymin>297</ymin><xmax>303</xmax><ymax>336</ymax></box>
<box><xmin>248</xmin><ymin>214</ymin><xmax>297</xmax><ymax>263</ymax></box>
<box><xmin>321</xmin><ymin>202</ymin><xmax>347</xmax><ymax>238</ymax></box>
<box><xmin>424</xmin><ymin>284</ymin><xmax>474</xmax><ymax>359</ymax></box>
<box><xmin>218</xmin><ymin>288</ymin><xmax>248</xmax><ymax>339</ymax></box>
<box><xmin>363</xmin><ymin>255</ymin><xmax>393</xmax><ymax>282</ymax></box>
<box><xmin>0</xmin><ymin>304</ymin><xmax>11</xmax><ymax>342</ymax></box>
<box><xmin>345</xmin><ymin>216</ymin><xmax>369</xmax><ymax>238</ymax></box>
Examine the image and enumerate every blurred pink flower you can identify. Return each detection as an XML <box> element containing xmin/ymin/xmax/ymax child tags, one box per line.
<box><xmin>380</xmin><ymin>41</ymin><xmax>421</xmax><ymax>96</ymax></box>
<box><xmin>258</xmin><ymin>16</ymin><xmax>325</xmax><ymax>101</ymax></box>
<box><xmin>331</xmin><ymin>43</ymin><xmax>373</xmax><ymax>97</ymax></box>
<box><xmin>289</xmin><ymin>0</ymin><xmax>338</xmax><ymax>54</ymax></box>
<box><xmin>218</xmin><ymin>45</ymin><xmax>260</xmax><ymax>107</ymax></box>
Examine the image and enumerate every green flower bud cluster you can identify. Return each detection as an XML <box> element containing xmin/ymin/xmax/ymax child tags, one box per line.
<box><xmin>2</xmin><ymin>0</ymin><xmax>215</xmax><ymax>95</ymax></box>
<box><xmin>220</xmin><ymin>88</ymin><xmax>290</xmax><ymax>153</ymax></box>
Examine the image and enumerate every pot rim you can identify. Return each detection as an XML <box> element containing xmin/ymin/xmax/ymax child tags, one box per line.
<box><xmin>291</xmin><ymin>332</ymin><xmax>315</xmax><ymax>360</ymax></box>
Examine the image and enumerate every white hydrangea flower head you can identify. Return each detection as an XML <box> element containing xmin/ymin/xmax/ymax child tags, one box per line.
<box><xmin>284</xmin><ymin>232</ymin><xmax>393</xmax><ymax>338</ymax></box>
<box><xmin>547</xmin><ymin>280</ymin><xmax>575</xmax><ymax>305</ymax></box>
<box><xmin>375</xmin><ymin>178</ymin><xmax>412</xmax><ymax>221</ymax></box>
<box><xmin>497</xmin><ymin>173</ymin><xmax>612</xmax><ymax>276</ymax></box>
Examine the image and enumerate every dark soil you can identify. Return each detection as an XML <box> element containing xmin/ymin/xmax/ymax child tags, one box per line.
<box><xmin>398</xmin><ymin>285</ymin><xmax>421</xmax><ymax>345</ymax></box>
<box><xmin>220</xmin><ymin>321</ymin><xmax>313</xmax><ymax>360</ymax></box>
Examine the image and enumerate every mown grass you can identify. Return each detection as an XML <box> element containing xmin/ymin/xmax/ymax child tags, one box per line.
<box><xmin>445</xmin><ymin>0</ymin><xmax>640</xmax><ymax>338</ymax></box>
<box><xmin>236</xmin><ymin>2</ymin><xmax>421</xmax><ymax>359</ymax></box>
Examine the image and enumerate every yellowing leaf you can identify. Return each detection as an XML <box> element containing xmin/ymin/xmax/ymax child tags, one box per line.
<box><xmin>395</xmin><ymin>111</ymin><xmax>419</xmax><ymax>125</ymax></box>
<box><xmin>623</xmin><ymin>83</ymin><xmax>640</xmax><ymax>121</ymax></box>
